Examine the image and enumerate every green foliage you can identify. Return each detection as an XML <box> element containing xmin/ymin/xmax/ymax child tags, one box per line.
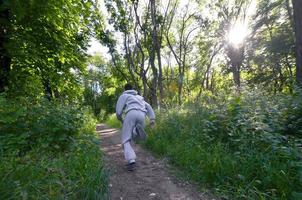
<box><xmin>2</xmin><ymin>0</ymin><xmax>104</xmax><ymax>100</ymax></box>
<box><xmin>105</xmin><ymin>114</ymin><xmax>122</xmax><ymax>129</ymax></box>
<box><xmin>284</xmin><ymin>90</ymin><xmax>302</xmax><ymax>135</ymax></box>
<box><xmin>0</xmin><ymin>1</ymin><xmax>110</xmax><ymax>198</ymax></box>
<box><xmin>0</xmin><ymin>95</ymin><xmax>96</xmax><ymax>154</ymax></box>
<box><xmin>83</xmin><ymin>55</ymin><xmax>123</xmax><ymax>120</ymax></box>
<box><xmin>0</xmin><ymin>135</ymin><xmax>108</xmax><ymax>199</ymax></box>
<box><xmin>0</xmin><ymin>95</ymin><xmax>108</xmax><ymax>199</ymax></box>
<box><xmin>145</xmin><ymin>89</ymin><xmax>302</xmax><ymax>199</ymax></box>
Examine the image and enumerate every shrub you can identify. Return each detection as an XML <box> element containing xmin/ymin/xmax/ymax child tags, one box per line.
<box><xmin>104</xmin><ymin>113</ymin><xmax>122</xmax><ymax>129</ymax></box>
<box><xmin>0</xmin><ymin>135</ymin><xmax>109</xmax><ymax>199</ymax></box>
<box><xmin>0</xmin><ymin>95</ymin><xmax>108</xmax><ymax>199</ymax></box>
<box><xmin>145</xmin><ymin>89</ymin><xmax>302</xmax><ymax>200</ymax></box>
<box><xmin>0</xmin><ymin>96</ymin><xmax>96</xmax><ymax>154</ymax></box>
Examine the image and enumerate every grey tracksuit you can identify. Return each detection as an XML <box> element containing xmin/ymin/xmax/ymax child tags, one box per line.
<box><xmin>116</xmin><ymin>90</ymin><xmax>155</xmax><ymax>163</ymax></box>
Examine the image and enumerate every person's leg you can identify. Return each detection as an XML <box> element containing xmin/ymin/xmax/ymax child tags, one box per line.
<box><xmin>135</xmin><ymin>111</ymin><xmax>147</xmax><ymax>140</ymax></box>
<box><xmin>132</xmin><ymin>126</ymin><xmax>138</xmax><ymax>139</ymax></box>
<box><xmin>121</xmin><ymin>111</ymin><xmax>137</xmax><ymax>164</ymax></box>
<box><xmin>123</xmin><ymin>141</ymin><xmax>136</xmax><ymax>163</ymax></box>
<box><xmin>135</xmin><ymin>124</ymin><xmax>147</xmax><ymax>140</ymax></box>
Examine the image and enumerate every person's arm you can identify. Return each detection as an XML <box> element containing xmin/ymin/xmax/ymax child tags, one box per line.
<box><xmin>116</xmin><ymin>95</ymin><xmax>126</xmax><ymax>122</ymax></box>
<box><xmin>145</xmin><ymin>102</ymin><xmax>155</xmax><ymax>127</ymax></box>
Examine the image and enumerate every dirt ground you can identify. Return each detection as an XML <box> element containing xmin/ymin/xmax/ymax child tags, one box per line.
<box><xmin>96</xmin><ymin>124</ymin><xmax>218</xmax><ymax>200</ymax></box>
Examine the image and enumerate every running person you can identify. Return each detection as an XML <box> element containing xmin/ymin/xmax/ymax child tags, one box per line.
<box><xmin>116</xmin><ymin>83</ymin><xmax>155</xmax><ymax>171</ymax></box>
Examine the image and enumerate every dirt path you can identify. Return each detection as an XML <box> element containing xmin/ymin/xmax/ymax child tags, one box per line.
<box><xmin>96</xmin><ymin>124</ymin><xmax>217</xmax><ymax>200</ymax></box>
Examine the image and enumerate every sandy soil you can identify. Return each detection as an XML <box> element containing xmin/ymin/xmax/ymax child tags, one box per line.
<box><xmin>97</xmin><ymin>124</ymin><xmax>217</xmax><ymax>200</ymax></box>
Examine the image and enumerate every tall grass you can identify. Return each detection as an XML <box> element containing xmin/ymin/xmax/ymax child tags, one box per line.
<box><xmin>145</xmin><ymin>89</ymin><xmax>302</xmax><ymax>199</ymax></box>
<box><xmin>0</xmin><ymin>135</ymin><xmax>108</xmax><ymax>199</ymax></box>
<box><xmin>104</xmin><ymin>113</ymin><xmax>122</xmax><ymax>129</ymax></box>
<box><xmin>0</xmin><ymin>96</ymin><xmax>109</xmax><ymax>199</ymax></box>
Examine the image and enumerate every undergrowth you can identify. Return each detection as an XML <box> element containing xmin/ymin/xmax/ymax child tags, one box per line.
<box><xmin>104</xmin><ymin>114</ymin><xmax>122</xmax><ymax>129</ymax></box>
<box><xmin>145</xmin><ymin>89</ymin><xmax>302</xmax><ymax>200</ymax></box>
<box><xmin>0</xmin><ymin>96</ymin><xmax>108</xmax><ymax>199</ymax></box>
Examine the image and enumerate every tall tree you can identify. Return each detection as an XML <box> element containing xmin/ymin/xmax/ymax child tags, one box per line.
<box><xmin>1</xmin><ymin>0</ymin><xmax>103</xmax><ymax>100</ymax></box>
<box><xmin>149</xmin><ymin>0</ymin><xmax>160</xmax><ymax>107</ymax></box>
<box><xmin>215</xmin><ymin>0</ymin><xmax>247</xmax><ymax>90</ymax></box>
<box><xmin>166</xmin><ymin>2</ymin><xmax>198</xmax><ymax>105</ymax></box>
<box><xmin>104</xmin><ymin>0</ymin><xmax>160</xmax><ymax>106</ymax></box>
<box><xmin>248</xmin><ymin>0</ymin><xmax>295</xmax><ymax>92</ymax></box>
<box><xmin>0</xmin><ymin>0</ymin><xmax>11</xmax><ymax>93</ymax></box>
<box><xmin>150</xmin><ymin>0</ymin><xmax>165</xmax><ymax>107</ymax></box>
<box><xmin>292</xmin><ymin>0</ymin><xmax>302</xmax><ymax>86</ymax></box>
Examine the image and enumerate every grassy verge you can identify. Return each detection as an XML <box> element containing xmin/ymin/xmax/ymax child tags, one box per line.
<box><xmin>145</xmin><ymin>90</ymin><xmax>302</xmax><ymax>200</ymax></box>
<box><xmin>104</xmin><ymin>114</ymin><xmax>122</xmax><ymax>129</ymax></box>
<box><xmin>0</xmin><ymin>135</ymin><xmax>108</xmax><ymax>199</ymax></box>
<box><xmin>0</xmin><ymin>97</ymin><xmax>109</xmax><ymax>199</ymax></box>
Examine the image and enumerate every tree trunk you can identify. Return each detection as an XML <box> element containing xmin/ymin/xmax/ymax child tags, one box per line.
<box><xmin>157</xmin><ymin>45</ymin><xmax>163</xmax><ymax>106</ymax></box>
<box><xmin>210</xmin><ymin>70</ymin><xmax>215</xmax><ymax>93</ymax></box>
<box><xmin>285</xmin><ymin>55</ymin><xmax>294</xmax><ymax>93</ymax></box>
<box><xmin>150</xmin><ymin>0</ymin><xmax>163</xmax><ymax>106</ymax></box>
<box><xmin>285</xmin><ymin>0</ymin><xmax>294</xmax><ymax>30</ymax></box>
<box><xmin>149</xmin><ymin>0</ymin><xmax>159</xmax><ymax>108</ymax></box>
<box><xmin>0</xmin><ymin>3</ymin><xmax>11</xmax><ymax>93</ymax></box>
<box><xmin>150</xmin><ymin>55</ymin><xmax>158</xmax><ymax>108</ymax></box>
<box><xmin>141</xmin><ymin>71</ymin><xmax>148</xmax><ymax>99</ymax></box>
<box><xmin>292</xmin><ymin>0</ymin><xmax>302</xmax><ymax>86</ymax></box>
<box><xmin>227</xmin><ymin>45</ymin><xmax>244</xmax><ymax>90</ymax></box>
<box><xmin>42</xmin><ymin>78</ymin><xmax>53</xmax><ymax>101</ymax></box>
<box><xmin>178</xmin><ymin>73</ymin><xmax>183</xmax><ymax>105</ymax></box>
<box><xmin>232</xmin><ymin>66</ymin><xmax>241</xmax><ymax>88</ymax></box>
<box><xmin>124</xmin><ymin>33</ymin><xmax>139</xmax><ymax>88</ymax></box>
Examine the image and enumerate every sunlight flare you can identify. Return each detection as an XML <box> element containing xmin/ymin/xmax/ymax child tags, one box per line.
<box><xmin>227</xmin><ymin>22</ymin><xmax>248</xmax><ymax>47</ymax></box>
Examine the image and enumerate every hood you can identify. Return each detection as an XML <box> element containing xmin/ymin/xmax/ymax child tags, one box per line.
<box><xmin>123</xmin><ymin>90</ymin><xmax>138</xmax><ymax>95</ymax></box>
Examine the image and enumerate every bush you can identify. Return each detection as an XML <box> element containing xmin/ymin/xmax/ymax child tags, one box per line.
<box><xmin>0</xmin><ymin>95</ymin><xmax>109</xmax><ymax>199</ymax></box>
<box><xmin>104</xmin><ymin>113</ymin><xmax>122</xmax><ymax>129</ymax></box>
<box><xmin>0</xmin><ymin>96</ymin><xmax>95</xmax><ymax>154</ymax></box>
<box><xmin>0</xmin><ymin>135</ymin><xmax>109</xmax><ymax>199</ymax></box>
<box><xmin>284</xmin><ymin>90</ymin><xmax>302</xmax><ymax>136</ymax></box>
<box><xmin>145</xmin><ymin>89</ymin><xmax>302</xmax><ymax>200</ymax></box>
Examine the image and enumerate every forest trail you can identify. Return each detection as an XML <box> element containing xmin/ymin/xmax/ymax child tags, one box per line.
<box><xmin>96</xmin><ymin>124</ymin><xmax>217</xmax><ymax>200</ymax></box>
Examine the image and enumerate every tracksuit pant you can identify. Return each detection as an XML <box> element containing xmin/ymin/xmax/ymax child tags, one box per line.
<box><xmin>122</xmin><ymin>109</ymin><xmax>145</xmax><ymax>163</ymax></box>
